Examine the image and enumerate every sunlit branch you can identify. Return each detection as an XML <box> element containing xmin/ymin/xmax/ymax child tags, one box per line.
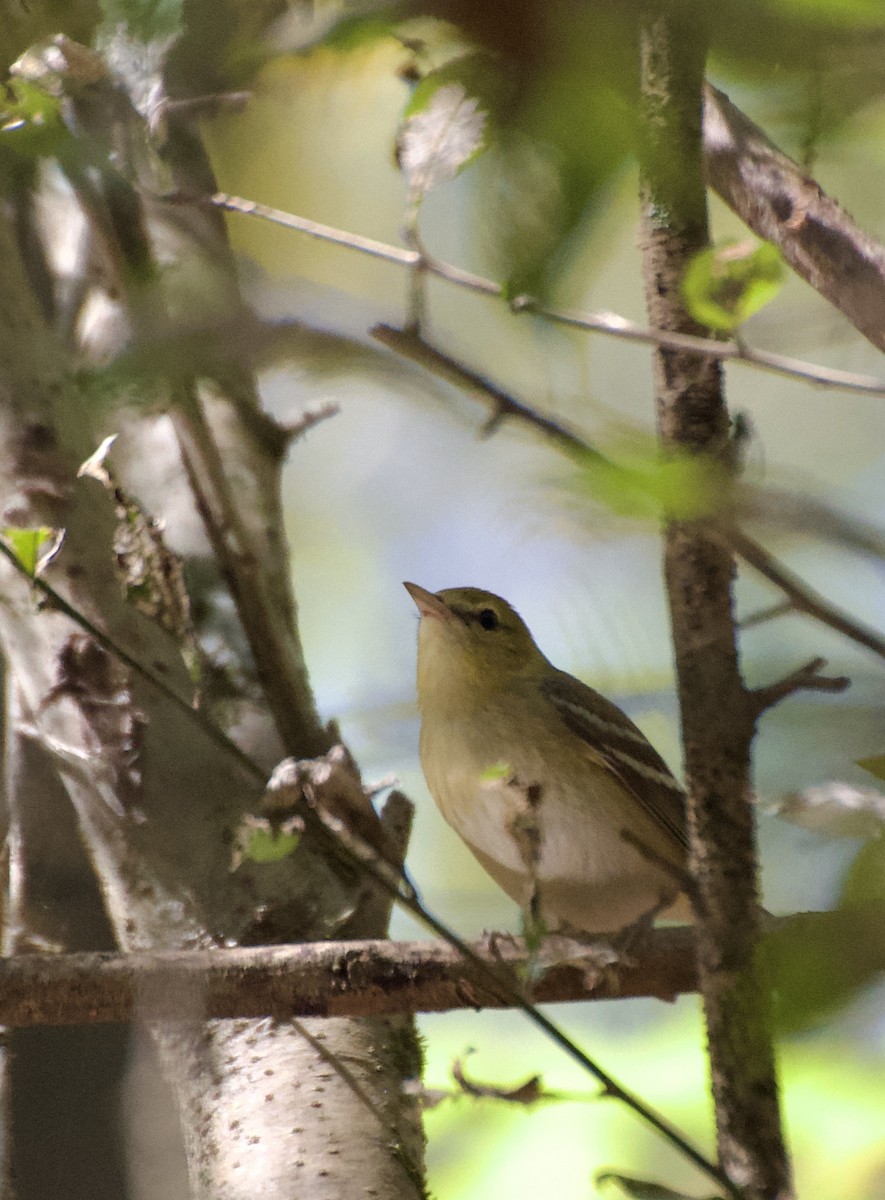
<box><xmin>0</xmin><ymin>928</ymin><xmax>698</xmax><ymax>1027</ymax></box>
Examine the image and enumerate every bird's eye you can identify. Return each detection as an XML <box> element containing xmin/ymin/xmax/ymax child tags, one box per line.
<box><xmin>478</xmin><ymin>608</ymin><xmax>499</xmax><ymax>631</ymax></box>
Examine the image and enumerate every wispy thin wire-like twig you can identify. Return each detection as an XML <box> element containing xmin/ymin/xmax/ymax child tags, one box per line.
<box><xmin>186</xmin><ymin>191</ymin><xmax>885</xmax><ymax>661</ymax></box>
<box><xmin>201</xmin><ymin>190</ymin><xmax>885</xmax><ymax>399</ymax></box>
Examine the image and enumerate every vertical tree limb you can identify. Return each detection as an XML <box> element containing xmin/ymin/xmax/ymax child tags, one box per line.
<box><xmin>637</xmin><ymin>10</ymin><xmax>793</xmax><ymax>1198</ymax></box>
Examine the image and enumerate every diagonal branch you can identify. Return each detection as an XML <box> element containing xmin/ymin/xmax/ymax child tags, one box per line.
<box><xmin>371</xmin><ymin>325</ymin><xmax>885</xmax><ymax>664</ymax></box>
<box><xmin>704</xmin><ymin>83</ymin><xmax>885</xmax><ymax>355</ymax></box>
<box><xmin>726</xmin><ymin>526</ymin><xmax>885</xmax><ymax>661</ymax></box>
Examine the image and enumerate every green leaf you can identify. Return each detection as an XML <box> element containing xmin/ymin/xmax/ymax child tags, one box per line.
<box><xmin>597</xmin><ymin>1171</ymin><xmax>723</xmax><ymax>1199</ymax></box>
<box><xmin>682</xmin><ymin>240</ymin><xmax>783</xmax><ymax>334</ymax></box>
<box><xmin>234</xmin><ymin>820</ymin><xmax>301</xmax><ymax>866</ymax></box>
<box><xmin>570</xmin><ymin>436</ymin><xmax>732</xmax><ymax>523</ymax></box>
<box><xmin>1</xmin><ymin>527</ymin><xmax>64</xmax><ymax>578</ymax></box>
<box><xmin>479</xmin><ymin>761</ymin><xmax>513</xmax><ymax>784</ymax></box>
<box><xmin>857</xmin><ymin>753</ymin><xmax>885</xmax><ymax>782</ymax></box>
<box><xmin>766</xmin><ymin>904</ymin><xmax>885</xmax><ymax>1033</ymax></box>
<box><xmin>840</xmin><ymin>838</ymin><xmax>885</xmax><ymax>907</ymax></box>
<box><xmin>0</xmin><ymin>78</ymin><xmax>69</xmax><ymax>165</ymax></box>
<box><xmin>242</xmin><ymin>825</ymin><xmax>301</xmax><ymax>864</ymax></box>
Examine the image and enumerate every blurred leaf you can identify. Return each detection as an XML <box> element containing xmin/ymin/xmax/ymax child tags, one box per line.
<box><xmin>857</xmin><ymin>753</ymin><xmax>885</xmax><ymax>782</ymax></box>
<box><xmin>479</xmin><ymin>135</ymin><xmax>564</xmax><ymax>302</ymax></box>
<box><xmin>767</xmin><ymin>905</ymin><xmax>885</xmax><ymax>1033</ymax></box>
<box><xmin>597</xmin><ymin>1171</ymin><xmax>722</xmax><ymax>1199</ymax></box>
<box><xmin>79</xmin><ymin>312</ymin><xmax>404</xmax><ymax>416</ymax></box>
<box><xmin>398</xmin><ymin>56</ymin><xmax>494</xmax><ymax>200</ymax></box>
<box><xmin>840</xmin><ymin>838</ymin><xmax>885</xmax><ymax>907</ymax></box>
<box><xmin>318</xmin><ymin>13</ymin><xmax>402</xmax><ymax>52</ymax></box>
<box><xmin>479</xmin><ymin>761</ymin><xmax>513</xmax><ymax>783</ymax></box>
<box><xmin>771</xmin><ymin>782</ymin><xmax>885</xmax><ymax>839</ymax></box>
<box><xmin>682</xmin><ymin>240</ymin><xmax>784</xmax><ymax>334</ymax></box>
<box><xmin>1</xmin><ymin>526</ymin><xmax>64</xmax><ymax>578</ymax></box>
<box><xmin>0</xmin><ymin>77</ymin><xmax>69</xmax><ymax>167</ymax></box>
<box><xmin>570</xmin><ymin>437</ymin><xmax>733</xmax><ymax>523</ymax></box>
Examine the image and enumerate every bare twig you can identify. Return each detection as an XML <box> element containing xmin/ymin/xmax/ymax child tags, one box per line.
<box><xmin>171</xmin><ymin>389</ymin><xmax>332</xmax><ymax>757</ymax></box>
<box><xmin>371</xmin><ymin>323</ymin><xmax>610</xmax><ymax>464</ymax></box>
<box><xmin>726</xmin><ymin>526</ymin><xmax>885</xmax><ymax>661</ymax></box>
<box><xmin>738</xmin><ymin>599</ymin><xmax>794</xmax><ymax>630</ymax></box>
<box><xmin>194</xmin><ymin>191</ymin><xmax>885</xmax><ymax>399</ymax></box>
<box><xmin>282</xmin><ymin>401</ymin><xmax>340</xmax><ymax>446</ymax></box>
<box><xmin>748</xmin><ymin>657</ymin><xmax>850</xmax><ymax>718</ymax></box>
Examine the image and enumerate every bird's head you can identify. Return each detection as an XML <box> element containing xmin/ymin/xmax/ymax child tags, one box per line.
<box><xmin>404</xmin><ymin>582</ymin><xmax>547</xmax><ymax>710</ymax></box>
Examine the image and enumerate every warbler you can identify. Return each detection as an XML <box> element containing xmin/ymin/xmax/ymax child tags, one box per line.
<box><xmin>405</xmin><ymin>582</ymin><xmax>691</xmax><ymax>934</ymax></box>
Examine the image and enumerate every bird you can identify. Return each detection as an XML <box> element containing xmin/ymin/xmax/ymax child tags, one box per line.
<box><xmin>404</xmin><ymin>582</ymin><xmax>691</xmax><ymax>935</ymax></box>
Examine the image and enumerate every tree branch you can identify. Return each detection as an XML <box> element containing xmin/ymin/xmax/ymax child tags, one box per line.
<box><xmin>726</xmin><ymin>525</ymin><xmax>885</xmax><ymax>661</ymax></box>
<box><xmin>748</xmin><ymin>656</ymin><xmax>850</xmax><ymax>718</ymax></box>
<box><xmin>0</xmin><ymin>929</ymin><xmax>699</xmax><ymax>1028</ymax></box>
<box><xmin>638</xmin><ymin>12</ymin><xmax>794</xmax><ymax>1197</ymax></box>
<box><xmin>196</xmin><ymin>190</ymin><xmax>885</xmax><ymax>399</ymax></box>
<box><xmin>704</xmin><ymin>83</ymin><xmax>885</xmax><ymax>354</ymax></box>
<box><xmin>0</xmin><ymin>906</ymin><xmax>879</xmax><ymax>1030</ymax></box>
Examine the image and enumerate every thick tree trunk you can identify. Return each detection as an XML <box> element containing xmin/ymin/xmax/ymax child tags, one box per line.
<box><xmin>0</xmin><ymin>24</ymin><xmax>426</xmax><ymax>1195</ymax></box>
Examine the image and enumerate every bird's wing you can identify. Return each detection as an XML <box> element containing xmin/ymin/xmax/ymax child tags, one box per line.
<box><xmin>541</xmin><ymin>671</ymin><xmax>689</xmax><ymax>854</ymax></box>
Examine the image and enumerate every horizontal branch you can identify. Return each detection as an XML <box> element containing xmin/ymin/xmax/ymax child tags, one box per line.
<box><xmin>0</xmin><ymin>929</ymin><xmax>698</xmax><ymax>1027</ymax></box>
<box><xmin>5</xmin><ymin>908</ymin><xmax>881</xmax><ymax>1030</ymax></box>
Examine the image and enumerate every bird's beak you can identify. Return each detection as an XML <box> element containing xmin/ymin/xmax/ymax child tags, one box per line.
<box><xmin>403</xmin><ymin>581</ymin><xmax>451</xmax><ymax>621</ymax></box>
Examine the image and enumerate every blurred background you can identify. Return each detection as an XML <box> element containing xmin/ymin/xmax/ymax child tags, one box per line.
<box><xmin>144</xmin><ymin>5</ymin><xmax>885</xmax><ymax>1196</ymax></box>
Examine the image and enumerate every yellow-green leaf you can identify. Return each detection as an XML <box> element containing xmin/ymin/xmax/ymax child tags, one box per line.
<box><xmin>682</xmin><ymin>239</ymin><xmax>783</xmax><ymax>334</ymax></box>
<box><xmin>1</xmin><ymin>526</ymin><xmax>63</xmax><ymax>577</ymax></box>
<box><xmin>857</xmin><ymin>753</ymin><xmax>885</xmax><ymax>782</ymax></box>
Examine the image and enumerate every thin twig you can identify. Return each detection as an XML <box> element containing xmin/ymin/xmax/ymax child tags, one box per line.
<box><xmin>738</xmin><ymin>599</ymin><xmax>794</xmax><ymax>630</ymax></box>
<box><xmin>726</xmin><ymin>526</ymin><xmax>885</xmax><ymax>662</ymax></box>
<box><xmin>171</xmin><ymin>388</ymin><xmax>331</xmax><ymax>757</ymax></box>
<box><xmin>371</xmin><ymin>323</ymin><xmax>611</xmax><ymax>464</ymax></box>
<box><xmin>194</xmin><ymin>190</ymin><xmax>885</xmax><ymax>399</ymax></box>
<box><xmin>282</xmin><ymin>401</ymin><xmax>340</xmax><ymax>446</ymax></box>
<box><xmin>748</xmin><ymin>657</ymin><xmax>850</xmax><ymax>718</ymax></box>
